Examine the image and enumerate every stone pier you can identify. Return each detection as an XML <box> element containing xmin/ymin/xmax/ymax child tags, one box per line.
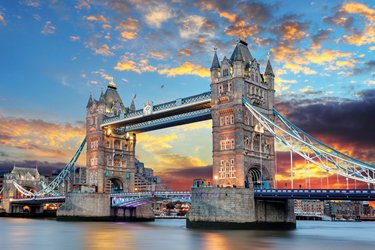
<box><xmin>187</xmin><ymin>187</ymin><xmax>295</xmax><ymax>230</ymax></box>
<box><xmin>57</xmin><ymin>193</ymin><xmax>154</xmax><ymax>221</ymax></box>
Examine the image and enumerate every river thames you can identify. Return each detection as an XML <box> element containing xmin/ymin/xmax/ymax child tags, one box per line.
<box><xmin>0</xmin><ymin>218</ymin><xmax>374</xmax><ymax>250</ymax></box>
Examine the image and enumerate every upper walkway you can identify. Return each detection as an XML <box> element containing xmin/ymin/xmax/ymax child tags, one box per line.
<box><xmin>101</xmin><ymin>91</ymin><xmax>211</xmax><ymax>132</ymax></box>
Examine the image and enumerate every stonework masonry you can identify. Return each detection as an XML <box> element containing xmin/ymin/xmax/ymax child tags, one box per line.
<box><xmin>187</xmin><ymin>187</ymin><xmax>295</xmax><ymax>229</ymax></box>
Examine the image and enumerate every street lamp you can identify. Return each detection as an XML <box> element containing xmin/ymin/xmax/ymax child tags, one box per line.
<box><xmin>214</xmin><ymin>175</ymin><xmax>218</xmax><ymax>187</ymax></box>
<box><xmin>254</xmin><ymin>123</ymin><xmax>264</xmax><ymax>189</ymax></box>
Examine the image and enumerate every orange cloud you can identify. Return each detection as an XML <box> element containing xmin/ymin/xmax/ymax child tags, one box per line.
<box><xmin>178</xmin><ymin>48</ymin><xmax>192</xmax><ymax>56</ymax></box>
<box><xmin>150</xmin><ymin>51</ymin><xmax>166</xmax><ymax>60</ymax></box>
<box><xmin>86</xmin><ymin>15</ymin><xmax>108</xmax><ymax>23</ymax></box>
<box><xmin>219</xmin><ymin>11</ymin><xmax>237</xmax><ymax>23</ymax></box>
<box><xmin>225</xmin><ymin>20</ymin><xmax>259</xmax><ymax>37</ymax></box>
<box><xmin>283</xmin><ymin>62</ymin><xmax>317</xmax><ymax>75</ymax></box>
<box><xmin>120</xmin><ymin>31</ymin><xmax>137</xmax><ymax>40</ymax></box>
<box><xmin>114</xmin><ymin>56</ymin><xmax>156</xmax><ymax>73</ymax></box>
<box><xmin>0</xmin><ymin>14</ymin><xmax>5</xmax><ymax>25</ymax></box>
<box><xmin>0</xmin><ymin>116</ymin><xmax>85</xmax><ymax>164</ymax></box>
<box><xmin>95</xmin><ymin>43</ymin><xmax>114</xmax><ymax>56</ymax></box>
<box><xmin>116</xmin><ymin>18</ymin><xmax>139</xmax><ymax>31</ymax></box>
<box><xmin>281</xmin><ymin>22</ymin><xmax>306</xmax><ymax>41</ymax></box>
<box><xmin>343</xmin><ymin>24</ymin><xmax>375</xmax><ymax>46</ymax></box>
<box><xmin>158</xmin><ymin>62</ymin><xmax>210</xmax><ymax>78</ymax></box>
<box><xmin>341</xmin><ymin>2</ymin><xmax>375</xmax><ymax>22</ymax></box>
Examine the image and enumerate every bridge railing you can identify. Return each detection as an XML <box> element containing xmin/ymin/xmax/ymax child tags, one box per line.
<box><xmin>102</xmin><ymin>91</ymin><xmax>211</xmax><ymax>125</ymax></box>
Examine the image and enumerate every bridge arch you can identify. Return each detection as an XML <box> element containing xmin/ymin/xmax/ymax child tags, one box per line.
<box><xmin>105</xmin><ymin>178</ymin><xmax>124</xmax><ymax>193</ymax></box>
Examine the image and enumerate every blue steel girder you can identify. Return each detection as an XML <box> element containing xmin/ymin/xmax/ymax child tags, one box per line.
<box><xmin>120</xmin><ymin>108</ymin><xmax>211</xmax><ymax>133</ymax></box>
<box><xmin>101</xmin><ymin>91</ymin><xmax>212</xmax><ymax>130</ymax></box>
<box><xmin>254</xmin><ymin>189</ymin><xmax>375</xmax><ymax>201</ymax></box>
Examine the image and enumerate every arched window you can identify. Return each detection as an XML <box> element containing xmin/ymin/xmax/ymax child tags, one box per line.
<box><xmin>230</xmin><ymin>114</ymin><xmax>234</xmax><ymax>124</ymax></box>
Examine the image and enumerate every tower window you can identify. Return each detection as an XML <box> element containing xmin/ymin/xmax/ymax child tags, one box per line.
<box><xmin>218</xmin><ymin>159</ymin><xmax>236</xmax><ymax>179</ymax></box>
<box><xmin>228</xmin><ymin>82</ymin><xmax>232</xmax><ymax>92</ymax></box>
<box><xmin>218</xmin><ymin>85</ymin><xmax>223</xmax><ymax>94</ymax></box>
<box><xmin>223</xmin><ymin>68</ymin><xmax>229</xmax><ymax>77</ymax></box>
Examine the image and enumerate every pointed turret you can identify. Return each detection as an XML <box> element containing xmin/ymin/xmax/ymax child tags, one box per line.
<box><xmin>129</xmin><ymin>95</ymin><xmax>136</xmax><ymax>113</ymax></box>
<box><xmin>86</xmin><ymin>92</ymin><xmax>93</xmax><ymax>108</ymax></box>
<box><xmin>230</xmin><ymin>39</ymin><xmax>253</xmax><ymax>63</ymax></box>
<box><xmin>210</xmin><ymin>49</ymin><xmax>220</xmax><ymax>70</ymax></box>
<box><xmin>98</xmin><ymin>89</ymin><xmax>105</xmax><ymax>104</ymax></box>
<box><xmin>265</xmin><ymin>58</ymin><xmax>274</xmax><ymax>76</ymax></box>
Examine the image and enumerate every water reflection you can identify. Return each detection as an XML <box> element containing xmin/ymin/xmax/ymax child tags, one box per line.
<box><xmin>0</xmin><ymin>219</ymin><xmax>375</xmax><ymax>250</ymax></box>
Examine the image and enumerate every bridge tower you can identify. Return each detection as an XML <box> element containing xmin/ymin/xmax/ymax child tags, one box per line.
<box><xmin>85</xmin><ymin>81</ymin><xmax>136</xmax><ymax>193</ymax></box>
<box><xmin>187</xmin><ymin>39</ymin><xmax>295</xmax><ymax>230</ymax></box>
<box><xmin>210</xmin><ymin>39</ymin><xmax>275</xmax><ymax>188</ymax></box>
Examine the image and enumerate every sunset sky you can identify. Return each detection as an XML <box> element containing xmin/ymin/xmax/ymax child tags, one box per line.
<box><xmin>0</xmin><ymin>0</ymin><xmax>374</xmax><ymax>190</ymax></box>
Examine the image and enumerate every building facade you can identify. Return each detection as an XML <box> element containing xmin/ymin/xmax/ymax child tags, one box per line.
<box><xmin>85</xmin><ymin>81</ymin><xmax>168</xmax><ymax>193</ymax></box>
<box><xmin>210</xmin><ymin>38</ymin><xmax>275</xmax><ymax>188</ymax></box>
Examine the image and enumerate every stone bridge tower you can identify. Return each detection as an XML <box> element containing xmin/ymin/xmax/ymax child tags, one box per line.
<box><xmin>188</xmin><ymin>39</ymin><xmax>295</xmax><ymax>230</ymax></box>
<box><xmin>86</xmin><ymin>81</ymin><xmax>136</xmax><ymax>193</ymax></box>
<box><xmin>210</xmin><ymin>38</ymin><xmax>275</xmax><ymax>189</ymax></box>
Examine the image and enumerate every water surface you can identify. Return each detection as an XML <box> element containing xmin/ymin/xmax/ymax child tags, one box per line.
<box><xmin>0</xmin><ymin>218</ymin><xmax>374</xmax><ymax>250</ymax></box>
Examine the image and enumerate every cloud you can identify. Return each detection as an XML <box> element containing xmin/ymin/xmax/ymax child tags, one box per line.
<box><xmin>116</xmin><ymin>17</ymin><xmax>139</xmax><ymax>31</ymax></box>
<box><xmin>351</xmin><ymin>60</ymin><xmax>375</xmax><ymax>75</ymax></box>
<box><xmin>69</xmin><ymin>36</ymin><xmax>80</xmax><ymax>42</ymax></box>
<box><xmin>225</xmin><ymin>20</ymin><xmax>259</xmax><ymax>38</ymax></box>
<box><xmin>0</xmin><ymin>116</ymin><xmax>85</xmax><ymax>163</ymax></box>
<box><xmin>93</xmin><ymin>70</ymin><xmax>114</xmax><ymax>84</ymax></box>
<box><xmin>311</xmin><ymin>28</ymin><xmax>333</xmax><ymax>49</ymax></box>
<box><xmin>119</xmin><ymin>31</ymin><xmax>137</xmax><ymax>40</ymax></box>
<box><xmin>219</xmin><ymin>11</ymin><xmax>237</xmax><ymax>23</ymax></box>
<box><xmin>116</xmin><ymin>18</ymin><xmax>139</xmax><ymax>40</ymax></box>
<box><xmin>158</xmin><ymin>62</ymin><xmax>210</xmax><ymax>78</ymax></box>
<box><xmin>85</xmin><ymin>15</ymin><xmax>108</xmax><ymax>23</ymax></box>
<box><xmin>0</xmin><ymin>13</ymin><xmax>6</xmax><ymax>25</ymax></box>
<box><xmin>178</xmin><ymin>15</ymin><xmax>214</xmax><ymax>40</ymax></box>
<box><xmin>114</xmin><ymin>56</ymin><xmax>157</xmax><ymax>73</ymax></box>
<box><xmin>158</xmin><ymin>165</ymin><xmax>212</xmax><ymax>190</ymax></box>
<box><xmin>178</xmin><ymin>48</ymin><xmax>192</xmax><ymax>57</ymax></box>
<box><xmin>342</xmin><ymin>23</ymin><xmax>375</xmax><ymax>46</ymax></box>
<box><xmin>22</xmin><ymin>0</ymin><xmax>40</xmax><ymax>8</ymax></box>
<box><xmin>95</xmin><ymin>43</ymin><xmax>114</xmax><ymax>56</ymax></box>
<box><xmin>76</xmin><ymin>0</ymin><xmax>90</xmax><ymax>10</ymax></box>
<box><xmin>277</xmin><ymin>89</ymin><xmax>375</xmax><ymax>163</ymax></box>
<box><xmin>150</xmin><ymin>51</ymin><xmax>166</xmax><ymax>60</ymax></box>
<box><xmin>340</xmin><ymin>2</ymin><xmax>375</xmax><ymax>23</ymax></box>
<box><xmin>41</xmin><ymin>21</ymin><xmax>56</xmax><ymax>35</ymax></box>
<box><xmin>236</xmin><ymin>1</ymin><xmax>273</xmax><ymax>24</ymax></box>
<box><xmin>283</xmin><ymin>62</ymin><xmax>317</xmax><ymax>75</ymax></box>
<box><xmin>133</xmin><ymin>1</ymin><xmax>174</xmax><ymax>29</ymax></box>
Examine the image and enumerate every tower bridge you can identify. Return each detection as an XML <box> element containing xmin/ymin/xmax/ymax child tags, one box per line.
<box><xmin>1</xmin><ymin>37</ymin><xmax>374</xmax><ymax>229</ymax></box>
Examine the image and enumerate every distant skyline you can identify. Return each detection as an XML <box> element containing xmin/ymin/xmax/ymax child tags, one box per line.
<box><xmin>0</xmin><ymin>0</ymin><xmax>374</xmax><ymax>190</ymax></box>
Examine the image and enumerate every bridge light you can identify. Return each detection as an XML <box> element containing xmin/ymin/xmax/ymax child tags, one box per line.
<box><xmin>106</xmin><ymin>128</ymin><xmax>112</xmax><ymax>136</ymax></box>
<box><xmin>125</xmin><ymin>133</ymin><xmax>130</xmax><ymax>139</ymax></box>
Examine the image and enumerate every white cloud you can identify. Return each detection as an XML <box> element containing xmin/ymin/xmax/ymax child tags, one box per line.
<box><xmin>41</xmin><ymin>21</ymin><xmax>56</xmax><ymax>35</ymax></box>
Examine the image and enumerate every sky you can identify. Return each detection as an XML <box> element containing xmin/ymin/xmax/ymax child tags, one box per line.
<box><xmin>0</xmin><ymin>0</ymin><xmax>374</xmax><ymax>190</ymax></box>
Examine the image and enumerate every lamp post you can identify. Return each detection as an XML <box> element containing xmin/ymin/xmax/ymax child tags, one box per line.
<box><xmin>214</xmin><ymin>175</ymin><xmax>218</xmax><ymax>187</ymax></box>
<box><xmin>255</xmin><ymin>123</ymin><xmax>264</xmax><ymax>188</ymax></box>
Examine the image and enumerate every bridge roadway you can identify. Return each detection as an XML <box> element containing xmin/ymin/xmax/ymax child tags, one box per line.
<box><xmin>8</xmin><ymin>189</ymin><xmax>375</xmax><ymax>208</ymax></box>
<box><xmin>101</xmin><ymin>91</ymin><xmax>212</xmax><ymax>132</ymax></box>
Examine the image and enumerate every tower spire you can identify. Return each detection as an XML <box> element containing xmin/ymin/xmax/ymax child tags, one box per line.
<box><xmin>265</xmin><ymin>51</ymin><xmax>274</xmax><ymax>76</ymax></box>
<box><xmin>108</xmin><ymin>79</ymin><xmax>117</xmax><ymax>89</ymax></box>
<box><xmin>210</xmin><ymin>48</ymin><xmax>220</xmax><ymax>70</ymax></box>
<box><xmin>86</xmin><ymin>92</ymin><xmax>93</xmax><ymax>108</ymax></box>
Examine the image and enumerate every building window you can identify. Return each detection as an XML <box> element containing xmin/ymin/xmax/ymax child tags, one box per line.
<box><xmin>220</xmin><ymin>116</ymin><xmax>224</xmax><ymax>126</ymax></box>
<box><xmin>228</xmin><ymin>82</ymin><xmax>232</xmax><ymax>92</ymax></box>
<box><xmin>223</xmin><ymin>68</ymin><xmax>229</xmax><ymax>77</ymax></box>
<box><xmin>225</xmin><ymin>116</ymin><xmax>229</xmax><ymax>125</ymax></box>
<box><xmin>230</xmin><ymin>115</ymin><xmax>234</xmax><ymax>124</ymax></box>
<box><xmin>90</xmin><ymin>158</ymin><xmax>98</xmax><ymax>166</ymax></box>
<box><xmin>91</xmin><ymin>140</ymin><xmax>98</xmax><ymax>149</ymax></box>
<box><xmin>218</xmin><ymin>85</ymin><xmax>223</xmax><ymax>94</ymax></box>
<box><xmin>220</xmin><ymin>138</ymin><xmax>235</xmax><ymax>151</ymax></box>
<box><xmin>219</xmin><ymin>159</ymin><xmax>236</xmax><ymax>179</ymax></box>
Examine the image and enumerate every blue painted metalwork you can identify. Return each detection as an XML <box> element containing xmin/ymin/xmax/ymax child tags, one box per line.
<box><xmin>121</xmin><ymin>108</ymin><xmax>211</xmax><ymax>133</ymax></box>
<box><xmin>101</xmin><ymin>91</ymin><xmax>211</xmax><ymax>126</ymax></box>
<box><xmin>254</xmin><ymin>189</ymin><xmax>375</xmax><ymax>201</ymax></box>
<box><xmin>13</xmin><ymin>137</ymin><xmax>86</xmax><ymax>197</ymax></box>
<box><xmin>242</xmin><ymin>97</ymin><xmax>375</xmax><ymax>184</ymax></box>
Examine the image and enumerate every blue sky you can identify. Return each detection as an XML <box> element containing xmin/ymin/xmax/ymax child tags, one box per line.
<box><xmin>0</xmin><ymin>0</ymin><xmax>374</xmax><ymax>189</ymax></box>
